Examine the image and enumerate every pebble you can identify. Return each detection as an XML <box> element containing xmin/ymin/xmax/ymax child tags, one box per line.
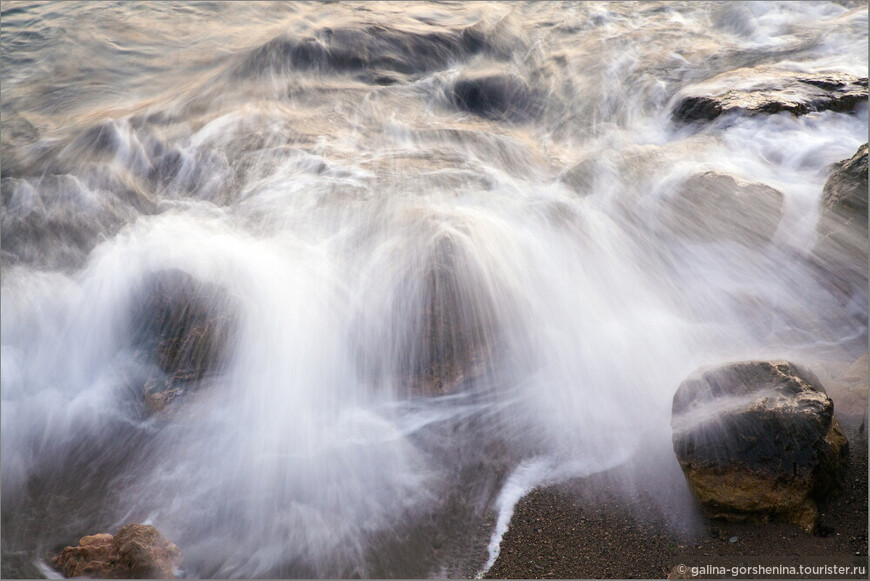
<box><xmin>729</xmin><ymin>536</ymin><xmax>738</xmax><ymax>543</ymax></box>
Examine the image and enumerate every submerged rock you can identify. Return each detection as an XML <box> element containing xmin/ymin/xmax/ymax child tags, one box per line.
<box><xmin>131</xmin><ymin>269</ymin><xmax>237</xmax><ymax>413</ymax></box>
<box><xmin>451</xmin><ymin>73</ymin><xmax>541</xmax><ymax>122</ymax></box>
<box><xmin>239</xmin><ymin>23</ymin><xmax>490</xmax><ymax>79</ymax></box>
<box><xmin>53</xmin><ymin>524</ymin><xmax>181</xmax><ymax>579</ymax></box>
<box><xmin>812</xmin><ymin>143</ymin><xmax>868</xmax><ymax>311</ymax></box>
<box><xmin>663</xmin><ymin>171</ymin><xmax>784</xmax><ymax>244</ymax></box>
<box><xmin>672</xmin><ymin>360</ymin><xmax>849</xmax><ymax>532</ymax></box>
<box><xmin>673</xmin><ymin>69</ymin><xmax>868</xmax><ymax>122</ymax></box>
<box><xmin>403</xmin><ymin>234</ymin><xmax>499</xmax><ymax>395</ymax></box>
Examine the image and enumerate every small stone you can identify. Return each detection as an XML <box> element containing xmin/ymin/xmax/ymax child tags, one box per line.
<box><xmin>729</xmin><ymin>536</ymin><xmax>738</xmax><ymax>544</ymax></box>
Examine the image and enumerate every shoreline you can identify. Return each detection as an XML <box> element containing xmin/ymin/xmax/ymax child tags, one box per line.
<box><xmin>484</xmin><ymin>413</ymin><xmax>867</xmax><ymax>579</ymax></box>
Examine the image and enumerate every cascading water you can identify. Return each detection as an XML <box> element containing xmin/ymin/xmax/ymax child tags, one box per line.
<box><xmin>2</xmin><ymin>2</ymin><xmax>867</xmax><ymax>578</ymax></box>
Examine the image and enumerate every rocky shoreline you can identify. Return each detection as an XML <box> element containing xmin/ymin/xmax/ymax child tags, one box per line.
<box><xmin>485</xmin><ymin>415</ymin><xmax>867</xmax><ymax>579</ymax></box>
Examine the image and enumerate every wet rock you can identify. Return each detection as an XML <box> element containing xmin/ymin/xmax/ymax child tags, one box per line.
<box><xmin>822</xmin><ymin>143</ymin><xmax>869</xmax><ymax>218</ymax></box>
<box><xmin>663</xmin><ymin>171</ymin><xmax>784</xmax><ymax>244</ymax></box>
<box><xmin>672</xmin><ymin>360</ymin><xmax>849</xmax><ymax>532</ymax></box>
<box><xmin>451</xmin><ymin>73</ymin><xmax>541</xmax><ymax>122</ymax></box>
<box><xmin>53</xmin><ymin>524</ymin><xmax>181</xmax><ymax>579</ymax></box>
<box><xmin>673</xmin><ymin>70</ymin><xmax>868</xmax><ymax>122</ymax></box>
<box><xmin>0</xmin><ymin>115</ymin><xmax>40</xmax><ymax>178</ymax></box>
<box><xmin>0</xmin><ymin>174</ymin><xmax>143</xmax><ymax>271</ymax></box>
<box><xmin>403</xmin><ymin>235</ymin><xmax>499</xmax><ymax>395</ymax></box>
<box><xmin>131</xmin><ymin>269</ymin><xmax>237</xmax><ymax>412</ymax></box>
<box><xmin>240</xmin><ymin>23</ymin><xmax>490</xmax><ymax>79</ymax></box>
<box><xmin>812</xmin><ymin>144</ymin><xmax>868</xmax><ymax>312</ymax></box>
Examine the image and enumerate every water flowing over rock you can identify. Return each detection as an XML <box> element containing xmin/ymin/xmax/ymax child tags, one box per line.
<box><xmin>53</xmin><ymin>524</ymin><xmax>181</xmax><ymax>579</ymax></box>
<box><xmin>451</xmin><ymin>73</ymin><xmax>541</xmax><ymax>122</ymax></box>
<box><xmin>2</xmin><ymin>3</ymin><xmax>868</xmax><ymax>578</ymax></box>
<box><xmin>130</xmin><ymin>269</ymin><xmax>237</xmax><ymax>413</ymax></box>
<box><xmin>406</xmin><ymin>235</ymin><xmax>499</xmax><ymax>395</ymax></box>
<box><xmin>662</xmin><ymin>171</ymin><xmax>784</xmax><ymax>244</ymax></box>
<box><xmin>238</xmin><ymin>22</ymin><xmax>495</xmax><ymax>81</ymax></box>
<box><xmin>812</xmin><ymin>143</ymin><xmax>868</xmax><ymax>317</ymax></box>
<box><xmin>672</xmin><ymin>360</ymin><xmax>849</xmax><ymax>532</ymax></box>
<box><xmin>822</xmin><ymin>143</ymin><xmax>869</xmax><ymax>218</ymax></box>
<box><xmin>673</xmin><ymin>70</ymin><xmax>868</xmax><ymax>122</ymax></box>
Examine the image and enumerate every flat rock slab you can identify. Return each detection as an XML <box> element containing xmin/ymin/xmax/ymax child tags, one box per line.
<box><xmin>673</xmin><ymin>69</ymin><xmax>868</xmax><ymax>122</ymax></box>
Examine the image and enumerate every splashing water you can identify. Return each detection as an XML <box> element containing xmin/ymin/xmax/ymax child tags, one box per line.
<box><xmin>2</xmin><ymin>2</ymin><xmax>867</xmax><ymax>578</ymax></box>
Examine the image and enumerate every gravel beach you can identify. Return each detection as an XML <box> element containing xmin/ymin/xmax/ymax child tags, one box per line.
<box><xmin>487</xmin><ymin>400</ymin><xmax>867</xmax><ymax>579</ymax></box>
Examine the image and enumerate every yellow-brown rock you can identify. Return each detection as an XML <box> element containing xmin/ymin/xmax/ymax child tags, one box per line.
<box><xmin>53</xmin><ymin>524</ymin><xmax>181</xmax><ymax>579</ymax></box>
<box><xmin>672</xmin><ymin>360</ymin><xmax>849</xmax><ymax>532</ymax></box>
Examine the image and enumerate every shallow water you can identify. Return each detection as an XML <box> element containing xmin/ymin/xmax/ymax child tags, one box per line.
<box><xmin>1</xmin><ymin>2</ymin><xmax>867</xmax><ymax>578</ymax></box>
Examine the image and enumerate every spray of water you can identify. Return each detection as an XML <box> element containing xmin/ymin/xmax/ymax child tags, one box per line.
<box><xmin>2</xmin><ymin>1</ymin><xmax>867</xmax><ymax>578</ymax></box>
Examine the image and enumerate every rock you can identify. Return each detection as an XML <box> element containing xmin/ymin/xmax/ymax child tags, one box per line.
<box><xmin>822</xmin><ymin>143</ymin><xmax>869</xmax><ymax>219</ymax></box>
<box><xmin>131</xmin><ymin>269</ymin><xmax>237</xmax><ymax>413</ymax></box>
<box><xmin>451</xmin><ymin>73</ymin><xmax>541</xmax><ymax>122</ymax></box>
<box><xmin>53</xmin><ymin>534</ymin><xmax>115</xmax><ymax>578</ymax></box>
<box><xmin>239</xmin><ymin>23</ymin><xmax>490</xmax><ymax>79</ymax></box>
<box><xmin>673</xmin><ymin>69</ymin><xmax>868</xmax><ymax>122</ymax></box>
<box><xmin>672</xmin><ymin>360</ymin><xmax>849</xmax><ymax>532</ymax></box>
<box><xmin>813</xmin><ymin>144</ymin><xmax>869</xmax><ymax>305</ymax></box>
<box><xmin>112</xmin><ymin>524</ymin><xmax>182</xmax><ymax>579</ymax></box>
<box><xmin>403</xmin><ymin>234</ymin><xmax>499</xmax><ymax>395</ymax></box>
<box><xmin>53</xmin><ymin>524</ymin><xmax>181</xmax><ymax>579</ymax></box>
<box><xmin>663</xmin><ymin>171</ymin><xmax>784</xmax><ymax>244</ymax></box>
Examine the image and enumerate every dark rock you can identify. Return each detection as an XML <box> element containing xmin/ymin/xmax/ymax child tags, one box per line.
<box><xmin>822</xmin><ymin>143</ymin><xmax>868</xmax><ymax>225</ymax></box>
<box><xmin>451</xmin><ymin>73</ymin><xmax>541</xmax><ymax>122</ymax></box>
<box><xmin>356</xmin><ymin>232</ymin><xmax>505</xmax><ymax>398</ymax></box>
<box><xmin>673</xmin><ymin>70</ymin><xmax>867</xmax><ymax>123</ymax></box>
<box><xmin>131</xmin><ymin>269</ymin><xmax>237</xmax><ymax>412</ymax></box>
<box><xmin>672</xmin><ymin>360</ymin><xmax>849</xmax><ymax>532</ymax></box>
<box><xmin>53</xmin><ymin>524</ymin><xmax>181</xmax><ymax>579</ymax></box>
<box><xmin>663</xmin><ymin>171</ymin><xmax>784</xmax><ymax>244</ymax></box>
<box><xmin>812</xmin><ymin>144</ymin><xmax>869</xmax><ymax>312</ymax></box>
<box><xmin>403</xmin><ymin>234</ymin><xmax>499</xmax><ymax>395</ymax></box>
<box><xmin>239</xmin><ymin>23</ymin><xmax>491</xmax><ymax>79</ymax></box>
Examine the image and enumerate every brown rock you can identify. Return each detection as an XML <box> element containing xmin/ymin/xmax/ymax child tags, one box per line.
<box><xmin>112</xmin><ymin>524</ymin><xmax>182</xmax><ymax>579</ymax></box>
<box><xmin>53</xmin><ymin>524</ymin><xmax>181</xmax><ymax>579</ymax></box>
<box><xmin>672</xmin><ymin>360</ymin><xmax>849</xmax><ymax>532</ymax></box>
<box><xmin>822</xmin><ymin>143</ymin><xmax>868</xmax><ymax>220</ymax></box>
<box><xmin>673</xmin><ymin>69</ymin><xmax>867</xmax><ymax>122</ymax></box>
<box><xmin>131</xmin><ymin>269</ymin><xmax>237</xmax><ymax>413</ymax></box>
<box><xmin>53</xmin><ymin>534</ymin><xmax>115</xmax><ymax>578</ymax></box>
<box><xmin>404</xmin><ymin>234</ymin><xmax>499</xmax><ymax>395</ymax></box>
<box><xmin>663</xmin><ymin>171</ymin><xmax>784</xmax><ymax>244</ymax></box>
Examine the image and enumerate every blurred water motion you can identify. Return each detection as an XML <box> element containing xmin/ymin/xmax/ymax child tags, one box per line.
<box><xmin>1</xmin><ymin>1</ymin><xmax>867</xmax><ymax>578</ymax></box>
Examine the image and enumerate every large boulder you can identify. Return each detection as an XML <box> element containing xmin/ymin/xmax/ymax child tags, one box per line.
<box><xmin>53</xmin><ymin>524</ymin><xmax>181</xmax><ymax>579</ymax></box>
<box><xmin>130</xmin><ymin>269</ymin><xmax>237</xmax><ymax>413</ymax></box>
<box><xmin>672</xmin><ymin>360</ymin><xmax>849</xmax><ymax>532</ymax></box>
<box><xmin>673</xmin><ymin>69</ymin><xmax>867</xmax><ymax>123</ymax></box>
<box><xmin>662</xmin><ymin>171</ymin><xmax>784</xmax><ymax>244</ymax></box>
<box><xmin>813</xmin><ymin>144</ymin><xmax>869</xmax><ymax>303</ymax></box>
